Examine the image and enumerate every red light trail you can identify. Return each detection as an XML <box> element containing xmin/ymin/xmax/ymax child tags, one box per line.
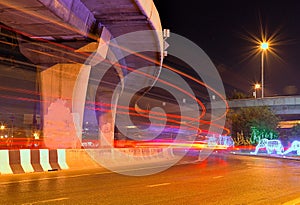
<box><xmin>0</xmin><ymin>2</ymin><xmax>230</xmax><ymax>138</ymax></box>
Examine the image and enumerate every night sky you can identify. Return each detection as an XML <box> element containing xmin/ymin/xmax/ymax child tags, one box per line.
<box><xmin>154</xmin><ymin>0</ymin><xmax>300</xmax><ymax>97</ymax></box>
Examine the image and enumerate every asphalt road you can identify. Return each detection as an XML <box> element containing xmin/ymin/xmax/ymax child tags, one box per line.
<box><xmin>1</xmin><ymin>153</ymin><xmax>300</xmax><ymax>205</ymax></box>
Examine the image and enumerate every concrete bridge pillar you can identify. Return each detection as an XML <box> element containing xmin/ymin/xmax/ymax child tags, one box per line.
<box><xmin>0</xmin><ymin>0</ymin><xmax>163</xmax><ymax>149</ymax></box>
<box><xmin>96</xmin><ymin>91</ymin><xmax>116</xmax><ymax>148</ymax></box>
<box><xmin>41</xmin><ymin>63</ymin><xmax>91</xmax><ymax>149</ymax></box>
<box><xmin>39</xmin><ymin>26</ymin><xmax>122</xmax><ymax>149</ymax></box>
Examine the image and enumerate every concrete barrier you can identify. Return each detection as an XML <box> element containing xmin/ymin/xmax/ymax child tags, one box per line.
<box><xmin>0</xmin><ymin>149</ymin><xmax>68</xmax><ymax>175</ymax></box>
<box><xmin>31</xmin><ymin>149</ymin><xmax>44</xmax><ymax>172</ymax></box>
<box><xmin>0</xmin><ymin>148</ymin><xmax>179</xmax><ymax>174</ymax></box>
<box><xmin>65</xmin><ymin>147</ymin><xmax>177</xmax><ymax>171</ymax></box>
<box><xmin>57</xmin><ymin>149</ymin><xmax>68</xmax><ymax>169</ymax></box>
<box><xmin>9</xmin><ymin>150</ymin><xmax>24</xmax><ymax>174</ymax></box>
<box><xmin>0</xmin><ymin>150</ymin><xmax>13</xmax><ymax>174</ymax></box>
<box><xmin>40</xmin><ymin>149</ymin><xmax>52</xmax><ymax>171</ymax></box>
<box><xmin>20</xmin><ymin>149</ymin><xmax>34</xmax><ymax>173</ymax></box>
<box><xmin>65</xmin><ymin>149</ymin><xmax>100</xmax><ymax>170</ymax></box>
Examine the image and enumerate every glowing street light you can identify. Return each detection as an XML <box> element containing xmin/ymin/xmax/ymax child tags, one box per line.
<box><xmin>260</xmin><ymin>41</ymin><xmax>269</xmax><ymax>98</ymax></box>
<box><xmin>254</xmin><ymin>83</ymin><xmax>261</xmax><ymax>89</ymax></box>
<box><xmin>0</xmin><ymin>125</ymin><xmax>5</xmax><ymax>130</ymax></box>
<box><xmin>243</xmin><ymin>24</ymin><xmax>282</xmax><ymax>99</ymax></box>
<box><xmin>33</xmin><ymin>132</ymin><xmax>40</xmax><ymax>140</ymax></box>
<box><xmin>253</xmin><ymin>83</ymin><xmax>261</xmax><ymax>98</ymax></box>
<box><xmin>260</xmin><ymin>42</ymin><xmax>269</xmax><ymax>50</ymax></box>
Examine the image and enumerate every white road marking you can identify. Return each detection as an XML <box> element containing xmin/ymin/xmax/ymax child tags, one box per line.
<box><xmin>283</xmin><ymin>196</ymin><xmax>300</xmax><ymax>205</ymax></box>
<box><xmin>112</xmin><ymin>164</ymin><xmax>173</xmax><ymax>173</ymax></box>
<box><xmin>21</xmin><ymin>197</ymin><xmax>69</xmax><ymax>204</ymax></box>
<box><xmin>147</xmin><ymin>183</ymin><xmax>170</xmax><ymax>188</ymax></box>
<box><xmin>0</xmin><ymin>173</ymin><xmax>104</xmax><ymax>185</ymax></box>
<box><xmin>213</xmin><ymin>176</ymin><xmax>223</xmax><ymax>179</ymax></box>
<box><xmin>0</xmin><ymin>164</ymin><xmax>172</xmax><ymax>185</ymax></box>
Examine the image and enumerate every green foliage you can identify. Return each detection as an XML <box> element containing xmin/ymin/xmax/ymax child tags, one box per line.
<box><xmin>228</xmin><ymin>106</ymin><xmax>279</xmax><ymax>145</ymax></box>
<box><xmin>250</xmin><ymin>126</ymin><xmax>278</xmax><ymax>144</ymax></box>
<box><xmin>228</xmin><ymin>90</ymin><xmax>250</xmax><ymax>100</ymax></box>
<box><xmin>291</xmin><ymin>123</ymin><xmax>300</xmax><ymax>137</ymax></box>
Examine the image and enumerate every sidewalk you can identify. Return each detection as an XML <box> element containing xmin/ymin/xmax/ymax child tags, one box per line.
<box><xmin>230</xmin><ymin>149</ymin><xmax>300</xmax><ymax>161</ymax></box>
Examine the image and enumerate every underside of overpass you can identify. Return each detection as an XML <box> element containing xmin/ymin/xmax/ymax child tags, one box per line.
<box><xmin>0</xmin><ymin>0</ymin><xmax>164</xmax><ymax>148</ymax></box>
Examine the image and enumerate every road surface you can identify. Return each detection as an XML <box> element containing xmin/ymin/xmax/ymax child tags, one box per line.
<box><xmin>1</xmin><ymin>152</ymin><xmax>300</xmax><ymax>204</ymax></box>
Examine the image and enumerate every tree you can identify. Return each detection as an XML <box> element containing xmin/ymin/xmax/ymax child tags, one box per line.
<box><xmin>228</xmin><ymin>106</ymin><xmax>280</xmax><ymax>145</ymax></box>
<box><xmin>291</xmin><ymin>123</ymin><xmax>300</xmax><ymax>137</ymax></box>
<box><xmin>228</xmin><ymin>89</ymin><xmax>251</xmax><ymax>100</ymax></box>
<box><xmin>285</xmin><ymin>123</ymin><xmax>300</xmax><ymax>142</ymax></box>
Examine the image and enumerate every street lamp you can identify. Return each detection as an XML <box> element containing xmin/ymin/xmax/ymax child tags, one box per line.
<box><xmin>0</xmin><ymin>125</ymin><xmax>5</xmax><ymax>130</ymax></box>
<box><xmin>253</xmin><ymin>83</ymin><xmax>261</xmax><ymax>98</ymax></box>
<box><xmin>254</xmin><ymin>83</ymin><xmax>261</xmax><ymax>89</ymax></box>
<box><xmin>260</xmin><ymin>41</ymin><xmax>269</xmax><ymax>98</ymax></box>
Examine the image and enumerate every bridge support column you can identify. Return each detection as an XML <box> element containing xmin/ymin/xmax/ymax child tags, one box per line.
<box><xmin>41</xmin><ymin>63</ymin><xmax>91</xmax><ymax>149</ymax></box>
<box><xmin>96</xmin><ymin>91</ymin><xmax>119</xmax><ymax>148</ymax></box>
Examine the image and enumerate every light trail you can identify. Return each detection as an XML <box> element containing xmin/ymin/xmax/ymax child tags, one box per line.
<box><xmin>0</xmin><ymin>6</ymin><xmax>223</xmax><ymax>122</ymax></box>
<box><xmin>0</xmin><ymin>80</ymin><xmax>230</xmax><ymax>135</ymax></box>
<box><xmin>107</xmin><ymin>42</ymin><xmax>229</xmax><ymax>122</ymax></box>
<box><xmin>0</xmin><ymin>3</ymin><xmax>230</xmax><ymax>135</ymax></box>
<box><xmin>0</xmin><ymin>25</ymin><xmax>90</xmax><ymax>63</ymax></box>
<box><xmin>89</xmin><ymin>104</ymin><xmax>230</xmax><ymax>135</ymax></box>
<box><xmin>0</xmin><ymin>25</ymin><xmax>209</xmax><ymax>122</ymax></box>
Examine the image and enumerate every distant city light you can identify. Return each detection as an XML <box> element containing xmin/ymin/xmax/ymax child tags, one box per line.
<box><xmin>33</xmin><ymin>132</ymin><xmax>39</xmax><ymax>140</ymax></box>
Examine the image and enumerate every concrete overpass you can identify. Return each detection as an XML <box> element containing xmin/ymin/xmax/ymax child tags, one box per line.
<box><xmin>0</xmin><ymin>0</ymin><xmax>164</xmax><ymax>148</ymax></box>
<box><xmin>228</xmin><ymin>96</ymin><xmax>300</xmax><ymax>116</ymax></box>
<box><xmin>208</xmin><ymin>96</ymin><xmax>300</xmax><ymax>121</ymax></box>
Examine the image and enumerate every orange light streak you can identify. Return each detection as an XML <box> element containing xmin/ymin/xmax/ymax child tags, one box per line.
<box><xmin>0</xmin><ymin>3</ymin><xmax>230</xmax><ymax>134</ymax></box>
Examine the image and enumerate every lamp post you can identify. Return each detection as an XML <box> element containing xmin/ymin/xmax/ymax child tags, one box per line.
<box><xmin>260</xmin><ymin>42</ymin><xmax>269</xmax><ymax>98</ymax></box>
<box><xmin>253</xmin><ymin>83</ymin><xmax>261</xmax><ymax>98</ymax></box>
<box><xmin>0</xmin><ymin>125</ymin><xmax>5</xmax><ymax>130</ymax></box>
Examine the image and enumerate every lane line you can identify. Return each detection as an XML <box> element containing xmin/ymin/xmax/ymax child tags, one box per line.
<box><xmin>21</xmin><ymin>197</ymin><xmax>69</xmax><ymax>205</ymax></box>
<box><xmin>111</xmin><ymin>164</ymin><xmax>175</xmax><ymax>173</ymax></box>
<box><xmin>0</xmin><ymin>162</ymin><xmax>187</xmax><ymax>185</ymax></box>
<box><xmin>0</xmin><ymin>174</ymin><xmax>96</xmax><ymax>185</ymax></box>
<box><xmin>213</xmin><ymin>176</ymin><xmax>223</xmax><ymax>179</ymax></box>
<box><xmin>147</xmin><ymin>183</ymin><xmax>170</xmax><ymax>188</ymax></box>
<box><xmin>0</xmin><ymin>172</ymin><xmax>112</xmax><ymax>185</ymax></box>
<box><xmin>0</xmin><ymin>164</ymin><xmax>172</xmax><ymax>185</ymax></box>
<box><xmin>283</xmin><ymin>196</ymin><xmax>300</xmax><ymax>205</ymax></box>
